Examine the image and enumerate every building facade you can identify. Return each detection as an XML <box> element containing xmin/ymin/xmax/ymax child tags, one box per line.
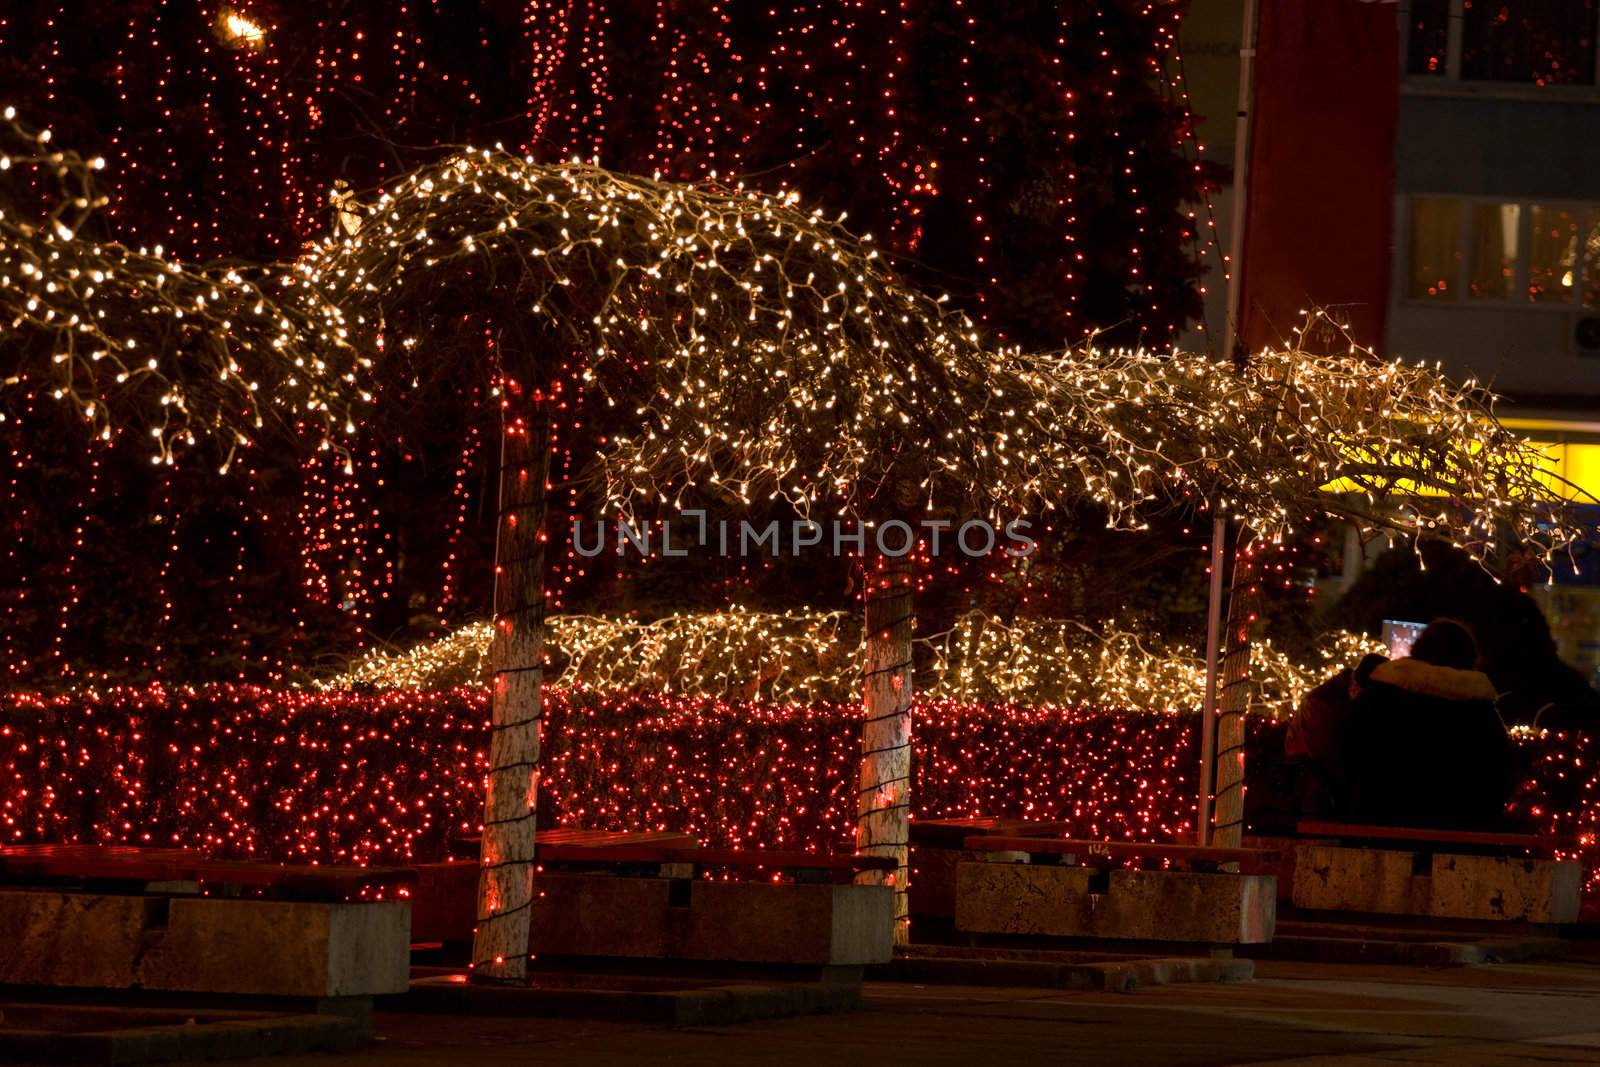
<box><xmin>1389</xmin><ymin>0</ymin><xmax>1600</xmax><ymax>410</ymax></box>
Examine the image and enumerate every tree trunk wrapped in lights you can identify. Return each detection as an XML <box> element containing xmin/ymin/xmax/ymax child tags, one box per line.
<box><xmin>857</xmin><ymin>553</ymin><xmax>913</xmax><ymax>946</ymax></box>
<box><xmin>472</xmin><ymin>396</ymin><xmax>552</xmax><ymax>982</ymax></box>
<box><xmin>1211</xmin><ymin>539</ymin><xmax>1257</xmax><ymax>851</ymax></box>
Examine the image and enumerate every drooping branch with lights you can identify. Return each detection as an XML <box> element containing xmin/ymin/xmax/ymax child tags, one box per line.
<box><xmin>300</xmin><ymin>153</ymin><xmax>1160</xmax><ymax>525</ymax></box>
<box><xmin>0</xmin><ymin>112</ymin><xmax>364</xmax><ymax>467</ymax></box>
<box><xmin>1020</xmin><ymin>328</ymin><xmax>1581</xmax><ymax>555</ymax></box>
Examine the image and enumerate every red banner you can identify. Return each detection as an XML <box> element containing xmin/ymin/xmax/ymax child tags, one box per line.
<box><xmin>1239</xmin><ymin>0</ymin><xmax>1400</xmax><ymax>352</ymax></box>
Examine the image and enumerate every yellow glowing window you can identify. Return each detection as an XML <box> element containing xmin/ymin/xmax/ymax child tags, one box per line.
<box><xmin>1408</xmin><ymin>197</ymin><xmax>1462</xmax><ymax>300</ymax></box>
<box><xmin>1527</xmin><ymin>204</ymin><xmax>1580</xmax><ymax>304</ymax></box>
<box><xmin>1584</xmin><ymin>217</ymin><xmax>1600</xmax><ymax>308</ymax></box>
<box><xmin>1468</xmin><ymin>203</ymin><xmax>1519</xmax><ymax>301</ymax></box>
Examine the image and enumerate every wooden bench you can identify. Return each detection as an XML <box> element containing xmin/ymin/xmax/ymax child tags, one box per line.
<box><xmin>449</xmin><ymin>828</ymin><xmax>887</xmax><ymax>883</ymax></box>
<box><xmin>1296</xmin><ymin>820</ymin><xmax>1573</xmax><ymax>857</ymax></box>
<box><xmin>1289</xmin><ymin>821</ymin><xmax>1582</xmax><ymax>923</ymax></box>
<box><xmin>908</xmin><ymin>818</ymin><xmax>1080</xmax><ymax>918</ymax></box>
<box><xmin>411</xmin><ymin>830</ymin><xmax>897</xmax><ymax>946</ymax></box>
<box><xmin>538</xmin><ymin>844</ymin><xmax>895</xmax><ymax>884</ymax></box>
<box><xmin>0</xmin><ymin>844</ymin><xmax>416</xmax><ymax>901</ymax></box>
<box><xmin>412</xmin><ymin>834</ymin><xmax>897</xmax><ymax>966</ymax></box>
<box><xmin>909</xmin><ymin>817</ymin><xmax>1072</xmax><ymax>849</ymax></box>
<box><xmin>952</xmin><ymin>835</ymin><xmax>1279</xmax><ymax>945</ymax></box>
<box><xmin>965</xmin><ymin>835</ymin><xmax>1280</xmax><ymax>875</ymax></box>
<box><xmin>452</xmin><ymin>827</ymin><xmax>698</xmax><ymax>856</ymax></box>
<box><xmin>0</xmin><ymin>845</ymin><xmax>413</xmax><ymax>999</ymax></box>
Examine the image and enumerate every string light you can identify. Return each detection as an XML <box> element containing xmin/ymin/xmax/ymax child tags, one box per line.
<box><xmin>0</xmin><ymin>111</ymin><xmax>365</xmax><ymax>465</ymax></box>
<box><xmin>1</xmin><ymin>685</ymin><xmax>1594</xmax><ymax>910</ymax></box>
<box><xmin>289</xmin><ymin>142</ymin><xmax>1579</xmax><ymax>566</ymax></box>
<box><xmin>215</xmin><ymin>9</ymin><xmax>268</xmax><ymax>53</ymax></box>
<box><xmin>324</xmin><ymin>608</ymin><xmax>1387</xmax><ymax>721</ymax></box>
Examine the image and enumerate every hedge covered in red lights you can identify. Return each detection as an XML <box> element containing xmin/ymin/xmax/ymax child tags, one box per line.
<box><xmin>3</xmin><ymin>685</ymin><xmax>1597</xmax><ymax>905</ymax></box>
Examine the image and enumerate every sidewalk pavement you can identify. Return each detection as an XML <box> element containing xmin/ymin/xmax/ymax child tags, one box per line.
<box><xmin>208</xmin><ymin>957</ymin><xmax>1600</xmax><ymax>1066</ymax></box>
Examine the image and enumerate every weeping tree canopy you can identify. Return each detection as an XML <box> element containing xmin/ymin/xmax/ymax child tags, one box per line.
<box><xmin>299</xmin><ymin>148</ymin><xmax>1178</xmax><ymax>525</ymax></box>
<box><xmin>0</xmin><ymin>112</ymin><xmax>363</xmax><ymax>466</ymax></box>
<box><xmin>308</xmin><ymin>148</ymin><xmax>1565</xmax><ymax>554</ymax></box>
<box><xmin>4</xmin><ymin>115</ymin><xmax>1570</xmax><ymax>559</ymax></box>
<box><xmin>1014</xmin><ymin>324</ymin><xmax>1582</xmax><ymax>565</ymax></box>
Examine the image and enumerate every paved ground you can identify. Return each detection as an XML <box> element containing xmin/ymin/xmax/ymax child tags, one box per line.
<box><xmin>220</xmin><ymin>958</ymin><xmax>1600</xmax><ymax>1067</ymax></box>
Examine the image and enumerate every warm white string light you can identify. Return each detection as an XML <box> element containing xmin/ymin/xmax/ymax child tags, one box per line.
<box><xmin>323</xmin><ymin>608</ymin><xmax>1386</xmax><ymax>721</ymax></box>
<box><xmin>0</xmin><ymin>111</ymin><xmax>364</xmax><ymax>468</ymax></box>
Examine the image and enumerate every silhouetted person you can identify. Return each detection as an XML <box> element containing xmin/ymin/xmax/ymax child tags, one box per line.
<box><xmin>1333</xmin><ymin>619</ymin><xmax>1515</xmax><ymax>830</ymax></box>
<box><xmin>1286</xmin><ymin>652</ymin><xmax>1386</xmax><ymax>817</ymax></box>
<box><xmin>1329</xmin><ymin>540</ymin><xmax>1600</xmax><ymax>736</ymax></box>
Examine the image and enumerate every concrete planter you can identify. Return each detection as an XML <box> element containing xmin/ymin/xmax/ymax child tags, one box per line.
<box><xmin>1290</xmin><ymin>846</ymin><xmax>1582</xmax><ymax>924</ymax></box>
<box><xmin>954</xmin><ymin>861</ymin><xmax>1277</xmax><ymax>944</ymax></box>
<box><xmin>0</xmin><ymin>890</ymin><xmax>410</xmax><ymax>998</ymax></box>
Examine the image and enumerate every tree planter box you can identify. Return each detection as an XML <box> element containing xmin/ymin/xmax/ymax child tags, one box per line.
<box><xmin>954</xmin><ymin>861</ymin><xmax>1276</xmax><ymax>944</ymax></box>
<box><xmin>1291</xmin><ymin>845</ymin><xmax>1582</xmax><ymax>924</ymax></box>
<box><xmin>413</xmin><ymin>860</ymin><xmax>894</xmax><ymax>965</ymax></box>
<box><xmin>0</xmin><ymin>890</ymin><xmax>410</xmax><ymax>998</ymax></box>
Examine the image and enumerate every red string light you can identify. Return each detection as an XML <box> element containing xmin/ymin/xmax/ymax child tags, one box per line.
<box><xmin>2</xmin><ymin>686</ymin><xmax>1595</xmax><ymax>917</ymax></box>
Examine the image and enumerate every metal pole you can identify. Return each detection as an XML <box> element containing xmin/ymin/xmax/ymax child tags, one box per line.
<box><xmin>1222</xmin><ymin>0</ymin><xmax>1261</xmax><ymax>363</ymax></box>
<box><xmin>1198</xmin><ymin>515</ymin><xmax>1226</xmax><ymax>847</ymax></box>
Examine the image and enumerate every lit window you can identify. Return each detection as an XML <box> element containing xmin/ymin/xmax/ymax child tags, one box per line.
<box><xmin>1526</xmin><ymin>204</ymin><xmax>1580</xmax><ymax>303</ymax></box>
<box><xmin>1585</xmin><ymin>218</ymin><xmax>1600</xmax><ymax>307</ymax></box>
<box><xmin>1468</xmin><ymin>203</ymin><xmax>1519</xmax><ymax>300</ymax></box>
<box><xmin>1409</xmin><ymin>198</ymin><xmax>1462</xmax><ymax>300</ymax></box>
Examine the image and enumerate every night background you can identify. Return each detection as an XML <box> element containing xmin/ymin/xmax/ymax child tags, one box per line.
<box><xmin>5</xmin><ymin>3</ymin><xmax>1600</xmax><ymax>1061</ymax></box>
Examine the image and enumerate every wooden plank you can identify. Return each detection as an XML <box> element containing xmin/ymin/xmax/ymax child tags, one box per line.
<box><xmin>1295</xmin><ymin>820</ymin><xmax>1570</xmax><ymax>852</ymax></box>
<box><xmin>536</xmin><ymin>843</ymin><xmax>897</xmax><ymax>874</ymax></box>
<box><xmin>0</xmin><ymin>844</ymin><xmax>202</xmax><ymax>861</ymax></box>
<box><xmin>0</xmin><ymin>846</ymin><xmax>415</xmax><ymax>895</ymax></box>
<box><xmin>684</xmin><ymin>848</ymin><xmax>899</xmax><ymax>873</ymax></box>
<box><xmin>0</xmin><ymin>845</ymin><xmax>204</xmax><ymax>879</ymax></box>
<box><xmin>964</xmin><ymin>835</ymin><xmax>1278</xmax><ymax>870</ymax></box>
<box><xmin>910</xmin><ymin>818</ymin><xmax>1072</xmax><ymax>848</ymax></box>
<box><xmin>537</xmin><ymin>828</ymin><xmax>699</xmax><ymax>849</ymax></box>
<box><xmin>454</xmin><ymin>828</ymin><xmax>700</xmax><ymax>851</ymax></box>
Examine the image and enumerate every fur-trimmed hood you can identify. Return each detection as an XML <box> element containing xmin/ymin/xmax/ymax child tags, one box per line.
<box><xmin>1368</xmin><ymin>658</ymin><xmax>1498</xmax><ymax>703</ymax></box>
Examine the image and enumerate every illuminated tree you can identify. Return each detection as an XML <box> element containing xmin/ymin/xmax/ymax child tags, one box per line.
<box><xmin>11</xmin><ymin>109</ymin><xmax>1568</xmax><ymax>972</ymax></box>
<box><xmin>1024</xmin><ymin>326</ymin><xmax>1581</xmax><ymax>845</ymax></box>
<box><xmin>2</xmin><ymin>1</ymin><xmax>1219</xmax><ymax>679</ymax></box>
<box><xmin>304</xmin><ymin>140</ymin><xmax>1192</xmax><ymax>963</ymax></box>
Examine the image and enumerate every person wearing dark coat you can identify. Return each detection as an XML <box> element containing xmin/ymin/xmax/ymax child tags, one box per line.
<box><xmin>1332</xmin><ymin>619</ymin><xmax>1515</xmax><ymax>831</ymax></box>
<box><xmin>1285</xmin><ymin>652</ymin><xmax>1386</xmax><ymax>817</ymax></box>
